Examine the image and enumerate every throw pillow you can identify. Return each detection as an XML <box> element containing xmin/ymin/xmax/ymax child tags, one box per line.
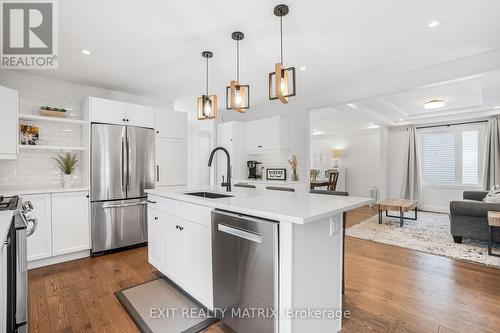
<box><xmin>484</xmin><ymin>185</ymin><xmax>500</xmax><ymax>203</ymax></box>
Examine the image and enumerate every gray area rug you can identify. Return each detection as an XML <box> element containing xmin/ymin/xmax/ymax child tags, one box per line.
<box><xmin>115</xmin><ymin>278</ymin><xmax>218</xmax><ymax>333</ymax></box>
<box><xmin>346</xmin><ymin>211</ymin><xmax>500</xmax><ymax>268</ymax></box>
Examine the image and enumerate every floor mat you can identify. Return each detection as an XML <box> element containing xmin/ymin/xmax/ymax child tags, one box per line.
<box><xmin>115</xmin><ymin>277</ymin><xmax>218</xmax><ymax>333</ymax></box>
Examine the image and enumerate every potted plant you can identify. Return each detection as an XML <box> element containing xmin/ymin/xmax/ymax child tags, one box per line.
<box><xmin>53</xmin><ymin>153</ymin><xmax>78</xmax><ymax>188</ymax></box>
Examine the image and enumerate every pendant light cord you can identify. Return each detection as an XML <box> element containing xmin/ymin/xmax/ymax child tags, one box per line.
<box><xmin>205</xmin><ymin>56</ymin><xmax>209</xmax><ymax>96</ymax></box>
<box><xmin>280</xmin><ymin>16</ymin><xmax>283</xmax><ymax>65</ymax></box>
<box><xmin>236</xmin><ymin>40</ymin><xmax>240</xmax><ymax>82</ymax></box>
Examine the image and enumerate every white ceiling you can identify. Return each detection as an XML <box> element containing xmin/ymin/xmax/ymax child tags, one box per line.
<box><xmin>14</xmin><ymin>0</ymin><xmax>500</xmax><ymax>114</ymax></box>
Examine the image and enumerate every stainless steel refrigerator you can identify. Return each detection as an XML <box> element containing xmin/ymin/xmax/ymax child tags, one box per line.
<box><xmin>91</xmin><ymin>123</ymin><xmax>155</xmax><ymax>254</ymax></box>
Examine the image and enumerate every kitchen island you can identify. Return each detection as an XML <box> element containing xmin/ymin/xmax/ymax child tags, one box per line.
<box><xmin>145</xmin><ymin>187</ymin><xmax>371</xmax><ymax>333</ymax></box>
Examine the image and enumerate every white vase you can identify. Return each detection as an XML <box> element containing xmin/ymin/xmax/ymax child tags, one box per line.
<box><xmin>63</xmin><ymin>174</ymin><xmax>72</xmax><ymax>188</ymax></box>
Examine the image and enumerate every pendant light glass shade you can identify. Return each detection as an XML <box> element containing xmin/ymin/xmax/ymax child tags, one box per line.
<box><xmin>269</xmin><ymin>4</ymin><xmax>296</xmax><ymax>104</ymax></box>
<box><xmin>226</xmin><ymin>31</ymin><xmax>250</xmax><ymax>112</ymax></box>
<box><xmin>197</xmin><ymin>51</ymin><xmax>217</xmax><ymax>120</ymax></box>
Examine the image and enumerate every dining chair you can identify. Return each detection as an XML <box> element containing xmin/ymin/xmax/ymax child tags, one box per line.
<box><xmin>266</xmin><ymin>186</ymin><xmax>295</xmax><ymax>192</ymax></box>
<box><xmin>328</xmin><ymin>171</ymin><xmax>339</xmax><ymax>191</ymax></box>
<box><xmin>310</xmin><ymin>169</ymin><xmax>319</xmax><ymax>182</ymax></box>
<box><xmin>310</xmin><ymin>189</ymin><xmax>349</xmax><ymax>294</ymax></box>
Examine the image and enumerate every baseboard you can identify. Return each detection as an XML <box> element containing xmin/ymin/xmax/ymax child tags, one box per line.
<box><xmin>420</xmin><ymin>205</ymin><xmax>449</xmax><ymax>214</ymax></box>
<box><xmin>28</xmin><ymin>249</ymin><xmax>90</xmax><ymax>270</ymax></box>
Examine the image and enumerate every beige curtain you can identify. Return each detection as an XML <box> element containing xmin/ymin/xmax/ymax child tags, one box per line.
<box><xmin>482</xmin><ymin>117</ymin><xmax>500</xmax><ymax>190</ymax></box>
<box><xmin>401</xmin><ymin>126</ymin><xmax>421</xmax><ymax>200</ymax></box>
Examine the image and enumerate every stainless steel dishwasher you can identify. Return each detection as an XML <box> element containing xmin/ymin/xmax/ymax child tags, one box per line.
<box><xmin>212</xmin><ymin>209</ymin><xmax>279</xmax><ymax>333</ymax></box>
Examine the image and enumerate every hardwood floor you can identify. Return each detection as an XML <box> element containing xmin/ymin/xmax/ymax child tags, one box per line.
<box><xmin>28</xmin><ymin>206</ymin><xmax>500</xmax><ymax>333</ymax></box>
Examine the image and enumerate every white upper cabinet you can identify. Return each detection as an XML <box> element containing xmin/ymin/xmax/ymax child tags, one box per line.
<box><xmin>216</xmin><ymin>121</ymin><xmax>247</xmax><ymax>186</ymax></box>
<box><xmin>245</xmin><ymin>116</ymin><xmax>289</xmax><ymax>153</ymax></box>
<box><xmin>89</xmin><ymin>97</ymin><xmax>126</xmax><ymax>125</ymax></box>
<box><xmin>155</xmin><ymin>108</ymin><xmax>187</xmax><ymax>139</ymax></box>
<box><xmin>51</xmin><ymin>191</ymin><xmax>90</xmax><ymax>256</ymax></box>
<box><xmin>88</xmin><ymin>97</ymin><xmax>154</xmax><ymax>128</ymax></box>
<box><xmin>125</xmin><ymin>103</ymin><xmax>155</xmax><ymax>128</ymax></box>
<box><xmin>0</xmin><ymin>86</ymin><xmax>18</xmax><ymax>160</ymax></box>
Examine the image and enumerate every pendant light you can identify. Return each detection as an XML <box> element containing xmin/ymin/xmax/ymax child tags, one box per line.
<box><xmin>197</xmin><ymin>51</ymin><xmax>217</xmax><ymax>120</ymax></box>
<box><xmin>268</xmin><ymin>4</ymin><xmax>296</xmax><ymax>104</ymax></box>
<box><xmin>226</xmin><ymin>31</ymin><xmax>250</xmax><ymax>112</ymax></box>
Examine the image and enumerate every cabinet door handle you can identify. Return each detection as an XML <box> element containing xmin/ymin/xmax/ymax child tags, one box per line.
<box><xmin>154</xmin><ymin>216</ymin><xmax>158</xmax><ymax>220</ymax></box>
<box><xmin>258</xmin><ymin>145</ymin><xmax>263</xmax><ymax>148</ymax></box>
<box><xmin>156</xmin><ymin>165</ymin><xmax>160</xmax><ymax>182</ymax></box>
<box><xmin>147</xmin><ymin>200</ymin><xmax>157</xmax><ymax>204</ymax></box>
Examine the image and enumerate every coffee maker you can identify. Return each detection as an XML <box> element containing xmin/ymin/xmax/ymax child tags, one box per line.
<box><xmin>247</xmin><ymin>161</ymin><xmax>263</xmax><ymax>179</ymax></box>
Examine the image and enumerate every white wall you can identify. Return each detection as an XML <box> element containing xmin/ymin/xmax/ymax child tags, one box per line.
<box><xmin>0</xmin><ymin>71</ymin><xmax>173</xmax><ymax>189</ymax></box>
<box><xmin>186</xmin><ymin>119</ymin><xmax>215</xmax><ymax>187</ymax></box>
<box><xmin>310</xmin><ymin>128</ymin><xmax>382</xmax><ymax>197</ymax></box>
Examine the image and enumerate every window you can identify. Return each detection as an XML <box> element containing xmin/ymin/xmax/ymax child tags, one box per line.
<box><xmin>419</xmin><ymin>125</ymin><xmax>485</xmax><ymax>186</ymax></box>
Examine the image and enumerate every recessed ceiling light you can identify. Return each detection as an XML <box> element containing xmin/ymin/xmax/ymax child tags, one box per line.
<box><xmin>427</xmin><ymin>20</ymin><xmax>441</xmax><ymax>28</ymax></box>
<box><xmin>424</xmin><ymin>99</ymin><xmax>445</xmax><ymax>110</ymax></box>
<box><xmin>80</xmin><ymin>49</ymin><xmax>91</xmax><ymax>56</ymax></box>
<box><xmin>311</xmin><ymin>129</ymin><xmax>325</xmax><ymax>135</ymax></box>
<box><xmin>299</xmin><ymin>66</ymin><xmax>308</xmax><ymax>71</ymax></box>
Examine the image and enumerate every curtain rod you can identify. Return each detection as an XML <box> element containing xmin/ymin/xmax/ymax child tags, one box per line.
<box><xmin>416</xmin><ymin>120</ymin><xmax>488</xmax><ymax>130</ymax></box>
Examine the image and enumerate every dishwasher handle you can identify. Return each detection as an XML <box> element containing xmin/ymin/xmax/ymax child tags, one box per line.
<box><xmin>218</xmin><ymin>224</ymin><xmax>262</xmax><ymax>243</ymax></box>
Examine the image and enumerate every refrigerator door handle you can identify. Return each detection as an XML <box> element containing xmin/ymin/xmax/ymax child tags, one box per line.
<box><xmin>102</xmin><ymin>202</ymin><xmax>147</xmax><ymax>209</ymax></box>
<box><xmin>121</xmin><ymin>136</ymin><xmax>126</xmax><ymax>191</ymax></box>
<box><xmin>126</xmin><ymin>132</ymin><xmax>130</xmax><ymax>192</ymax></box>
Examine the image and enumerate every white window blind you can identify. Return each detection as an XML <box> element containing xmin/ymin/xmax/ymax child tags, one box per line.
<box><xmin>419</xmin><ymin>125</ymin><xmax>484</xmax><ymax>186</ymax></box>
<box><xmin>422</xmin><ymin>132</ymin><xmax>456</xmax><ymax>185</ymax></box>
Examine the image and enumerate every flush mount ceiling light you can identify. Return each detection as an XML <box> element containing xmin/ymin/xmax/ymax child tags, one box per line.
<box><xmin>197</xmin><ymin>51</ymin><xmax>217</xmax><ymax>120</ymax></box>
<box><xmin>427</xmin><ymin>20</ymin><xmax>441</xmax><ymax>28</ymax></box>
<box><xmin>226</xmin><ymin>31</ymin><xmax>250</xmax><ymax>112</ymax></box>
<box><xmin>424</xmin><ymin>99</ymin><xmax>445</xmax><ymax>110</ymax></box>
<box><xmin>299</xmin><ymin>66</ymin><xmax>308</xmax><ymax>71</ymax></box>
<box><xmin>80</xmin><ymin>49</ymin><xmax>91</xmax><ymax>55</ymax></box>
<box><xmin>269</xmin><ymin>4</ymin><xmax>296</xmax><ymax>104</ymax></box>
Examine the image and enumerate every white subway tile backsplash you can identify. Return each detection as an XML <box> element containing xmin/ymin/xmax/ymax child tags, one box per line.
<box><xmin>0</xmin><ymin>95</ymin><xmax>84</xmax><ymax>189</ymax></box>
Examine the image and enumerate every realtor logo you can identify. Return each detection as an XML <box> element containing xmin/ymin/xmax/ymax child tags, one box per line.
<box><xmin>1</xmin><ymin>0</ymin><xmax>58</xmax><ymax>69</ymax></box>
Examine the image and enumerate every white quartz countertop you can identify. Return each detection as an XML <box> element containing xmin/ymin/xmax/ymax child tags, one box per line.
<box><xmin>0</xmin><ymin>211</ymin><xmax>13</xmax><ymax>244</ymax></box>
<box><xmin>146</xmin><ymin>187</ymin><xmax>372</xmax><ymax>224</ymax></box>
<box><xmin>0</xmin><ymin>186</ymin><xmax>89</xmax><ymax>196</ymax></box>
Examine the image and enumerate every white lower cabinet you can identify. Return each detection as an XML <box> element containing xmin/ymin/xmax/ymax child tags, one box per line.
<box><xmin>24</xmin><ymin>194</ymin><xmax>52</xmax><ymax>261</ymax></box>
<box><xmin>147</xmin><ymin>207</ymin><xmax>162</xmax><ymax>268</ymax></box>
<box><xmin>25</xmin><ymin>191</ymin><xmax>90</xmax><ymax>267</ymax></box>
<box><xmin>182</xmin><ymin>220</ymin><xmax>212</xmax><ymax>306</ymax></box>
<box><xmin>161</xmin><ymin>213</ymin><xmax>184</xmax><ymax>284</ymax></box>
<box><xmin>52</xmin><ymin>192</ymin><xmax>90</xmax><ymax>256</ymax></box>
<box><xmin>147</xmin><ymin>196</ymin><xmax>213</xmax><ymax>308</ymax></box>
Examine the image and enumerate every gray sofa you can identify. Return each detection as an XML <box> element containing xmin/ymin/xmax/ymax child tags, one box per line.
<box><xmin>449</xmin><ymin>191</ymin><xmax>500</xmax><ymax>243</ymax></box>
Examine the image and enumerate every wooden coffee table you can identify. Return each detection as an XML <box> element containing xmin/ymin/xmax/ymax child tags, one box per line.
<box><xmin>377</xmin><ymin>199</ymin><xmax>418</xmax><ymax>227</ymax></box>
<box><xmin>487</xmin><ymin>211</ymin><xmax>500</xmax><ymax>257</ymax></box>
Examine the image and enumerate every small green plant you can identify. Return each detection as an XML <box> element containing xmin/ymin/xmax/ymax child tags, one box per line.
<box><xmin>53</xmin><ymin>153</ymin><xmax>78</xmax><ymax>175</ymax></box>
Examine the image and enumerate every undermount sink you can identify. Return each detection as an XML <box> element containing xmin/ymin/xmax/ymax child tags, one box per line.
<box><xmin>184</xmin><ymin>192</ymin><xmax>233</xmax><ymax>199</ymax></box>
